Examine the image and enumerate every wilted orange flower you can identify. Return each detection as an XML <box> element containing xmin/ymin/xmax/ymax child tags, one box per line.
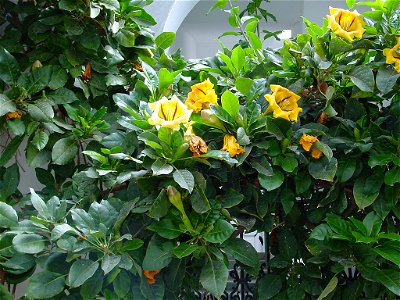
<box><xmin>300</xmin><ymin>134</ymin><xmax>322</xmax><ymax>159</ymax></box>
<box><xmin>185</xmin><ymin>79</ymin><xmax>218</xmax><ymax>113</ymax></box>
<box><xmin>5</xmin><ymin>111</ymin><xmax>22</xmax><ymax>120</ymax></box>
<box><xmin>327</xmin><ymin>7</ymin><xmax>365</xmax><ymax>42</ymax></box>
<box><xmin>264</xmin><ymin>85</ymin><xmax>302</xmax><ymax>122</ymax></box>
<box><xmin>221</xmin><ymin>134</ymin><xmax>245</xmax><ymax>157</ymax></box>
<box><xmin>143</xmin><ymin>270</ymin><xmax>160</xmax><ymax>285</ymax></box>
<box><xmin>383</xmin><ymin>37</ymin><xmax>400</xmax><ymax>73</ymax></box>
<box><xmin>81</xmin><ymin>63</ymin><xmax>91</xmax><ymax>81</ymax></box>
<box><xmin>189</xmin><ymin>136</ymin><xmax>208</xmax><ymax>158</ymax></box>
<box><xmin>316</xmin><ymin>111</ymin><xmax>329</xmax><ymax>124</ymax></box>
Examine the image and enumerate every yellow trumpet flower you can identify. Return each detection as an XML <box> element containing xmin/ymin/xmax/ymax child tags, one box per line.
<box><xmin>327</xmin><ymin>7</ymin><xmax>366</xmax><ymax>42</ymax></box>
<box><xmin>185</xmin><ymin>79</ymin><xmax>218</xmax><ymax>113</ymax></box>
<box><xmin>221</xmin><ymin>134</ymin><xmax>245</xmax><ymax>157</ymax></box>
<box><xmin>300</xmin><ymin>134</ymin><xmax>322</xmax><ymax>159</ymax></box>
<box><xmin>383</xmin><ymin>37</ymin><xmax>400</xmax><ymax>73</ymax></box>
<box><xmin>264</xmin><ymin>85</ymin><xmax>302</xmax><ymax>122</ymax></box>
<box><xmin>148</xmin><ymin>95</ymin><xmax>192</xmax><ymax>131</ymax></box>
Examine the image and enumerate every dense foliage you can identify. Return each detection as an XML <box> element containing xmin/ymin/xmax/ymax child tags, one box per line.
<box><xmin>0</xmin><ymin>0</ymin><xmax>399</xmax><ymax>299</ymax></box>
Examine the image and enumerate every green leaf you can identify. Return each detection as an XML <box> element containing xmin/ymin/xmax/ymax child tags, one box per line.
<box><xmin>223</xmin><ymin>238</ymin><xmax>259</xmax><ymax>271</ymax></box>
<box><xmin>231</xmin><ymin>45</ymin><xmax>245</xmax><ymax>72</ymax></box>
<box><xmin>374</xmin><ymin>269</ymin><xmax>400</xmax><ymax>295</ymax></box>
<box><xmin>114</xmin><ymin>269</ymin><xmax>131</xmax><ymax>298</ymax></box>
<box><xmin>27</xmin><ymin>101</ymin><xmax>54</xmax><ymax>122</ymax></box>
<box><xmin>155</xmin><ymin>32</ymin><xmax>176</xmax><ymax>49</ymax></box>
<box><xmin>251</xmin><ymin>157</ymin><xmax>273</xmax><ymax>176</ymax></box>
<box><xmin>158</xmin><ymin>68</ymin><xmax>175</xmax><ymax>90</ymax></box>
<box><xmin>203</xmin><ymin>219</ymin><xmax>235</xmax><ymax>244</ymax></box>
<box><xmin>172</xmin><ymin>243</ymin><xmax>199</xmax><ymax>258</ymax></box>
<box><xmin>142</xmin><ymin>236</ymin><xmax>174</xmax><ymax>270</ymax></box>
<box><xmin>80</xmin><ymin>269</ymin><xmax>103</xmax><ymax>299</ymax></box>
<box><xmin>47</xmin><ymin>88</ymin><xmax>79</xmax><ymax>104</ymax></box>
<box><xmin>101</xmin><ymin>254</ymin><xmax>121</xmax><ymax>275</ymax></box>
<box><xmin>13</xmin><ymin>234</ymin><xmax>45</xmax><ymax>254</ymax></box>
<box><xmin>51</xmin><ymin>137</ymin><xmax>78</xmax><ymax>165</ymax></box>
<box><xmin>237</xmin><ymin>127</ymin><xmax>250</xmax><ymax>145</ymax></box>
<box><xmin>26</xmin><ymin>271</ymin><xmax>65</xmax><ymax>299</ymax></box>
<box><xmin>258</xmin><ymin>274</ymin><xmax>282</xmax><ymax>299</ymax></box>
<box><xmin>348</xmin><ymin>65</ymin><xmax>375</xmax><ymax>92</ymax></box>
<box><xmin>7</xmin><ymin>119</ymin><xmax>25</xmax><ymax>136</ymax></box>
<box><xmin>353</xmin><ymin>174</ymin><xmax>382</xmax><ymax>209</ymax></box>
<box><xmin>115</xmin><ymin>29</ymin><xmax>136</xmax><ymax>47</ymax></box>
<box><xmin>123</xmin><ymin>238</ymin><xmax>144</xmax><ymax>251</ymax></box>
<box><xmin>152</xmin><ymin>159</ymin><xmax>173</xmax><ymax>176</ymax></box>
<box><xmin>346</xmin><ymin>0</ymin><xmax>356</xmax><ymax>8</ymax></box>
<box><xmin>173</xmin><ymin>169</ymin><xmax>194</xmax><ymax>193</ymax></box>
<box><xmin>336</xmin><ymin>158</ymin><xmax>356</xmax><ymax>182</ymax></box>
<box><xmin>248</xmin><ymin>32</ymin><xmax>262</xmax><ymax>49</ymax></box>
<box><xmin>258</xmin><ymin>170</ymin><xmax>284</xmax><ymax>191</ymax></box>
<box><xmin>0</xmin><ymin>135</ymin><xmax>24</xmax><ymax>167</ymax></box>
<box><xmin>221</xmin><ymin>90</ymin><xmax>239</xmax><ymax>117</ymax></box>
<box><xmin>235</xmin><ymin>77</ymin><xmax>254</xmax><ymax>96</ymax></box>
<box><xmin>0</xmin><ymin>47</ymin><xmax>19</xmax><ymax>85</ymax></box>
<box><xmin>200</xmin><ymin>258</ymin><xmax>228</xmax><ymax>298</ymax></box>
<box><xmin>308</xmin><ymin>157</ymin><xmax>338</xmax><ymax>182</ymax></box>
<box><xmin>376</xmin><ymin>67</ymin><xmax>400</xmax><ymax>94</ymax></box>
<box><xmin>0</xmin><ymin>202</ymin><xmax>18</xmax><ymax>227</ymax></box>
<box><xmin>384</xmin><ymin>167</ymin><xmax>400</xmax><ymax>186</ymax></box>
<box><xmin>374</xmin><ymin>245</ymin><xmax>400</xmax><ymax>267</ymax></box>
<box><xmin>317</xmin><ymin>276</ymin><xmax>338</xmax><ymax>300</ymax></box>
<box><xmin>148</xmin><ymin>190</ymin><xmax>170</xmax><ymax>218</ymax></box>
<box><xmin>0</xmin><ymin>163</ymin><xmax>19</xmax><ymax>200</ymax></box>
<box><xmin>278</xmin><ymin>228</ymin><xmax>298</xmax><ymax>258</ymax></box>
<box><xmin>0</xmin><ymin>94</ymin><xmax>16</xmax><ymax>116</ymax></box>
<box><xmin>202</xmin><ymin>150</ymin><xmax>238</xmax><ymax>164</ymax></box>
<box><xmin>30</xmin><ymin>188</ymin><xmax>49</xmax><ymax>219</ymax></box>
<box><xmin>147</xmin><ymin>218</ymin><xmax>182</xmax><ymax>239</ymax></box>
<box><xmin>32</xmin><ymin>131</ymin><xmax>49</xmax><ymax>151</ymax></box>
<box><xmin>67</xmin><ymin>259</ymin><xmax>99</xmax><ymax>288</ymax></box>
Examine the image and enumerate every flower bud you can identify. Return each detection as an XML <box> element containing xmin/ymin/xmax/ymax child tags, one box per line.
<box><xmin>201</xmin><ymin>109</ymin><xmax>226</xmax><ymax>131</ymax></box>
<box><xmin>167</xmin><ymin>186</ymin><xmax>193</xmax><ymax>230</ymax></box>
<box><xmin>32</xmin><ymin>60</ymin><xmax>42</xmax><ymax>70</ymax></box>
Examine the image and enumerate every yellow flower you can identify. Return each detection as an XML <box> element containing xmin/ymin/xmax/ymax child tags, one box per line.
<box><xmin>327</xmin><ymin>7</ymin><xmax>366</xmax><ymax>42</ymax></box>
<box><xmin>264</xmin><ymin>85</ymin><xmax>302</xmax><ymax>122</ymax></box>
<box><xmin>221</xmin><ymin>134</ymin><xmax>245</xmax><ymax>157</ymax></box>
<box><xmin>185</xmin><ymin>79</ymin><xmax>218</xmax><ymax>113</ymax></box>
<box><xmin>148</xmin><ymin>95</ymin><xmax>192</xmax><ymax>131</ymax></box>
<box><xmin>299</xmin><ymin>134</ymin><xmax>318</xmax><ymax>152</ymax></box>
<box><xmin>143</xmin><ymin>270</ymin><xmax>160</xmax><ymax>285</ymax></box>
<box><xmin>383</xmin><ymin>37</ymin><xmax>400</xmax><ymax>73</ymax></box>
<box><xmin>311</xmin><ymin>147</ymin><xmax>322</xmax><ymax>159</ymax></box>
<box><xmin>299</xmin><ymin>134</ymin><xmax>322</xmax><ymax>159</ymax></box>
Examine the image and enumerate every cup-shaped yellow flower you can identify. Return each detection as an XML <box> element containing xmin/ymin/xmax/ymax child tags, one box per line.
<box><xmin>148</xmin><ymin>95</ymin><xmax>192</xmax><ymax>131</ymax></box>
<box><xmin>221</xmin><ymin>134</ymin><xmax>245</xmax><ymax>157</ymax></box>
<box><xmin>327</xmin><ymin>7</ymin><xmax>366</xmax><ymax>42</ymax></box>
<box><xmin>264</xmin><ymin>85</ymin><xmax>302</xmax><ymax>122</ymax></box>
<box><xmin>185</xmin><ymin>79</ymin><xmax>218</xmax><ymax>113</ymax></box>
<box><xmin>383</xmin><ymin>37</ymin><xmax>400</xmax><ymax>73</ymax></box>
<box><xmin>300</xmin><ymin>134</ymin><xmax>322</xmax><ymax>159</ymax></box>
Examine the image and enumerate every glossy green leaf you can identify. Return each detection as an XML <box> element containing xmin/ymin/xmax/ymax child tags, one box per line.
<box><xmin>203</xmin><ymin>219</ymin><xmax>235</xmax><ymax>244</ymax></box>
<box><xmin>0</xmin><ymin>202</ymin><xmax>18</xmax><ymax>227</ymax></box>
<box><xmin>155</xmin><ymin>32</ymin><xmax>176</xmax><ymax>49</ymax></box>
<box><xmin>26</xmin><ymin>271</ymin><xmax>65</xmax><ymax>299</ymax></box>
<box><xmin>200</xmin><ymin>259</ymin><xmax>228</xmax><ymax>298</ymax></box>
<box><xmin>13</xmin><ymin>234</ymin><xmax>45</xmax><ymax>254</ymax></box>
<box><xmin>67</xmin><ymin>259</ymin><xmax>99</xmax><ymax>288</ymax></box>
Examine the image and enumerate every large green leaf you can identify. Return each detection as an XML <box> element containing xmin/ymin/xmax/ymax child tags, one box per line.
<box><xmin>0</xmin><ymin>202</ymin><xmax>18</xmax><ymax>228</ymax></box>
<box><xmin>155</xmin><ymin>32</ymin><xmax>176</xmax><ymax>49</ymax></box>
<box><xmin>221</xmin><ymin>90</ymin><xmax>239</xmax><ymax>117</ymax></box>
<box><xmin>147</xmin><ymin>218</ymin><xmax>182</xmax><ymax>239</ymax></box>
<box><xmin>51</xmin><ymin>137</ymin><xmax>78</xmax><ymax>165</ymax></box>
<box><xmin>0</xmin><ymin>163</ymin><xmax>19</xmax><ymax>200</ymax></box>
<box><xmin>30</xmin><ymin>188</ymin><xmax>50</xmax><ymax>219</ymax></box>
<box><xmin>353</xmin><ymin>174</ymin><xmax>382</xmax><ymax>209</ymax></box>
<box><xmin>13</xmin><ymin>234</ymin><xmax>45</xmax><ymax>254</ymax></box>
<box><xmin>317</xmin><ymin>276</ymin><xmax>338</xmax><ymax>300</ymax></box>
<box><xmin>26</xmin><ymin>271</ymin><xmax>65</xmax><ymax>299</ymax></box>
<box><xmin>173</xmin><ymin>169</ymin><xmax>194</xmax><ymax>193</ymax></box>
<box><xmin>348</xmin><ymin>65</ymin><xmax>375</xmax><ymax>92</ymax></box>
<box><xmin>203</xmin><ymin>219</ymin><xmax>235</xmax><ymax>244</ymax></box>
<box><xmin>258</xmin><ymin>274</ymin><xmax>282</xmax><ymax>299</ymax></box>
<box><xmin>223</xmin><ymin>238</ymin><xmax>259</xmax><ymax>271</ymax></box>
<box><xmin>0</xmin><ymin>47</ymin><xmax>19</xmax><ymax>85</ymax></box>
<box><xmin>308</xmin><ymin>157</ymin><xmax>337</xmax><ymax>182</ymax></box>
<box><xmin>67</xmin><ymin>259</ymin><xmax>99</xmax><ymax>288</ymax></box>
<box><xmin>258</xmin><ymin>170</ymin><xmax>284</xmax><ymax>191</ymax></box>
<box><xmin>374</xmin><ymin>268</ymin><xmax>400</xmax><ymax>295</ymax></box>
<box><xmin>0</xmin><ymin>94</ymin><xmax>16</xmax><ymax>116</ymax></box>
<box><xmin>376</xmin><ymin>66</ymin><xmax>400</xmax><ymax>94</ymax></box>
<box><xmin>200</xmin><ymin>259</ymin><xmax>228</xmax><ymax>298</ymax></box>
<box><xmin>142</xmin><ymin>236</ymin><xmax>174</xmax><ymax>270</ymax></box>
